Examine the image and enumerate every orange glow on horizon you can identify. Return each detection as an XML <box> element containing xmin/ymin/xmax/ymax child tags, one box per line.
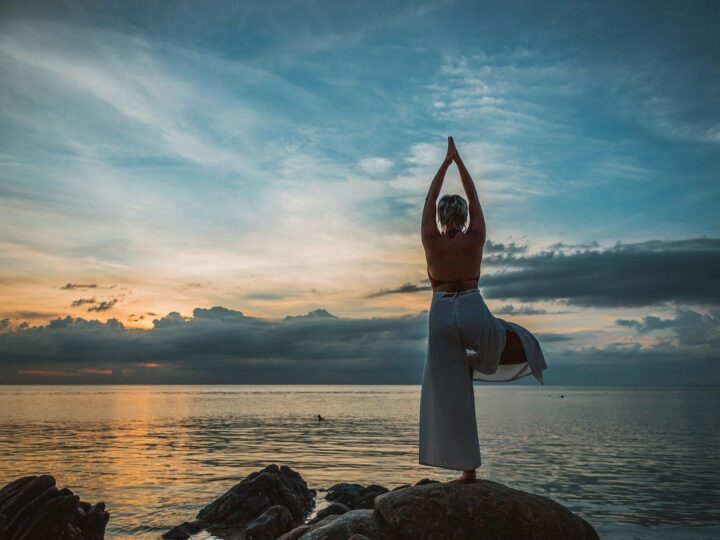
<box><xmin>77</xmin><ymin>368</ymin><xmax>113</xmax><ymax>375</ymax></box>
<box><xmin>17</xmin><ymin>369</ymin><xmax>70</xmax><ymax>377</ymax></box>
<box><xmin>17</xmin><ymin>368</ymin><xmax>114</xmax><ymax>377</ymax></box>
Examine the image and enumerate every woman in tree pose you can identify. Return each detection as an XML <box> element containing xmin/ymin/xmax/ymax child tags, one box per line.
<box><xmin>419</xmin><ymin>136</ymin><xmax>546</xmax><ymax>483</ymax></box>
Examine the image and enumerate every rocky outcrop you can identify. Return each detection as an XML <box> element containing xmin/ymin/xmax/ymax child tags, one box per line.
<box><xmin>163</xmin><ymin>464</ymin><xmax>315</xmax><ymax>539</ymax></box>
<box><xmin>1</xmin><ymin>467</ymin><xmax>598</xmax><ymax>540</ymax></box>
<box><xmin>282</xmin><ymin>478</ymin><xmax>598</xmax><ymax>540</ymax></box>
<box><xmin>0</xmin><ymin>475</ymin><xmax>109</xmax><ymax>540</ymax></box>
<box><xmin>374</xmin><ymin>479</ymin><xmax>599</xmax><ymax>540</ymax></box>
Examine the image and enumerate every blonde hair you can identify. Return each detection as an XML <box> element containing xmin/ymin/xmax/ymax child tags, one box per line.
<box><xmin>437</xmin><ymin>194</ymin><xmax>468</xmax><ymax>230</ymax></box>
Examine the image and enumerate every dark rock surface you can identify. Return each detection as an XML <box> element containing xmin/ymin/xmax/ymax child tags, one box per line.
<box><xmin>276</xmin><ymin>523</ymin><xmax>312</xmax><ymax>540</ymax></box>
<box><xmin>308</xmin><ymin>502</ymin><xmax>350</xmax><ymax>524</ymax></box>
<box><xmin>374</xmin><ymin>479</ymin><xmax>600</xmax><ymax>540</ymax></box>
<box><xmin>246</xmin><ymin>504</ymin><xmax>294</xmax><ymax>540</ymax></box>
<box><xmin>161</xmin><ymin>520</ymin><xmax>203</xmax><ymax>539</ymax></box>
<box><xmin>0</xmin><ymin>474</ymin><xmax>109</xmax><ymax>540</ymax></box>
<box><xmin>163</xmin><ymin>464</ymin><xmax>315</xmax><ymax>539</ymax></box>
<box><xmin>325</xmin><ymin>483</ymin><xmax>389</xmax><ymax>510</ymax></box>
<box><xmin>280</xmin><ymin>510</ymin><xmax>396</xmax><ymax>540</ymax></box>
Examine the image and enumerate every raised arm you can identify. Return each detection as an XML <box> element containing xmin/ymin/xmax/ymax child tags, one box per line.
<box><xmin>453</xmin><ymin>142</ymin><xmax>486</xmax><ymax>241</ymax></box>
<box><xmin>421</xmin><ymin>138</ymin><xmax>455</xmax><ymax>243</ymax></box>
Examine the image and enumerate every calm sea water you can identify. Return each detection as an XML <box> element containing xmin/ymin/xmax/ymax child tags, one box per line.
<box><xmin>1</xmin><ymin>385</ymin><xmax>719</xmax><ymax>539</ymax></box>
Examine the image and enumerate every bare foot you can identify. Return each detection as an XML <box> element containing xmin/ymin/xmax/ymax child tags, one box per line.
<box><xmin>455</xmin><ymin>470</ymin><xmax>476</xmax><ymax>483</ymax></box>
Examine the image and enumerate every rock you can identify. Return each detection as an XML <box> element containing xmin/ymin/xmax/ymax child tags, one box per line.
<box><xmin>374</xmin><ymin>479</ymin><xmax>599</xmax><ymax>540</ymax></box>
<box><xmin>325</xmin><ymin>483</ymin><xmax>389</xmax><ymax>509</ymax></box>
<box><xmin>413</xmin><ymin>478</ymin><xmax>439</xmax><ymax>486</ymax></box>
<box><xmin>164</xmin><ymin>464</ymin><xmax>315</xmax><ymax>538</ymax></box>
<box><xmin>293</xmin><ymin>510</ymin><xmax>397</xmax><ymax>540</ymax></box>
<box><xmin>0</xmin><ymin>475</ymin><xmax>109</xmax><ymax>540</ymax></box>
<box><xmin>83</xmin><ymin>503</ymin><xmax>110</xmax><ymax>540</ymax></box>
<box><xmin>324</xmin><ymin>483</ymin><xmax>363</xmax><ymax>508</ymax></box>
<box><xmin>246</xmin><ymin>505</ymin><xmax>294</xmax><ymax>540</ymax></box>
<box><xmin>277</xmin><ymin>523</ymin><xmax>313</xmax><ymax>540</ymax></box>
<box><xmin>390</xmin><ymin>479</ymin><xmax>439</xmax><ymax>492</ymax></box>
<box><xmin>348</xmin><ymin>535</ymin><xmax>371</xmax><ymax>540</ymax></box>
<box><xmin>309</xmin><ymin>502</ymin><xmax>351</xmax><ymax>524</ymax></box>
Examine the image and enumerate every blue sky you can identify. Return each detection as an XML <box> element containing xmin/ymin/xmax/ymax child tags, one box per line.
<box><xmin>0</xmin><ymin>0</ymin><xmax>718</xmax><ymax>384</ymax></box>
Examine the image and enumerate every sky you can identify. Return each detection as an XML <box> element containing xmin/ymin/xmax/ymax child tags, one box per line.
<box><xmin>0</xmin><ymin>0</ymin><xmax>718</xmax><ymax>384</ymax></box>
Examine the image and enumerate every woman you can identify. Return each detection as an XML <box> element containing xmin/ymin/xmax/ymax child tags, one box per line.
<box><xmin>418</xmin><ymin>136</ymin><xmax>547</xmax><ymax>483</ymax></box>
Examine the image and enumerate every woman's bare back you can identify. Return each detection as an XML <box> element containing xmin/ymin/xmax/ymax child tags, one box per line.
<box><xmin>424</xmin><ymin>230</ymin><xmax>484</xmax><ymax>292</ymax></box>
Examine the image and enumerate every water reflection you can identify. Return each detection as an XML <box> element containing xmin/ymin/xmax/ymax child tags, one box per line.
<box><xmin>1</xmin><ymin>385</ymin><xmax>719</xmax><ymax>539</ymax></box>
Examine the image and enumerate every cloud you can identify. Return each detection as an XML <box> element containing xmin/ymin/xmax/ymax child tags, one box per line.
<box><xmin>68</xmin><ymin>295</ymin><xmax>123</xmax><ymax>312</ymax></box>
<box><xmin>534</xmin><ymin>333</ymin><xmax>573</xmax><ymax>342</ymax></box>
<box><xmin>480</xmin><ymin>237</ymin><xmax>720</xmax><ymax>307</ymax></box>
<box><xmin>366</xmin><ymin>282</ymin><xmax>432</xmax><ymax>298</ymax></box>
<box><xmin>244</xmin><ymin>292</ymin><xmax>292</xmax><ymax>301</ymax></box>
<box><xmin>616</xmin><ymin>308</ymin><xmax>720</xmax><ymax>347</ymax></box>
<box><xmin>359</xmin><ymin>157</ymin><xmax>393</xmax><ymax>176</ymax></box>
<box><xmin>71</xmin><ymin>297</ymin><xmax>96</xmax><ymax>307</ymax></box>
<box><xmin>128</xmin><ymin>312</ymin><xmax>158</xmax><ymax>322</ymax></box>
<box><xmin>484</xmin><ymin>240</ymin><xmax>528</xmax><ymax>255</ymax></box>
<box><xmin>548</xmin><ymin>241</ymin><xmax>600</xmax><ymax>250</ymax></box>
<box><xmin>616</xmin><ymin>316</ymin><xmax>676</xmax><ymax>333</ymax></box>
<box><xmin>495</xmin><ymin>304</ymin><xmax>548</xmax><ymax>315</ymax></box>
<box><xmin>548</xmin><ymin>341</ymin><xmax>720</xmax><ymax>386</ymax></box>
<box><xmin>87</xmin><ymin>298</ymin><xmax>120</xmax><ymax>312</ymax></box>
<box><xmin>60</xmin><ymin>283</ymin><xmax>98</xmax><ymax>290</ymax></box>
<box><xmin>2</xmin><ymin>311</ymin><xmax>60</xmax><ymax>321</ymax></box>
<box><xmin>284</xmin><ymin>308</ymin><xmax>338</xmax><ymax>320</ymax></box>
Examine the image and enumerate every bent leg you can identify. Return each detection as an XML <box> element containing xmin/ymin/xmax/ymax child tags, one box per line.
<box><xmin>499</xmin><ymin>330</ymin><xmax>528</xmax><ymax>365</ymax></box>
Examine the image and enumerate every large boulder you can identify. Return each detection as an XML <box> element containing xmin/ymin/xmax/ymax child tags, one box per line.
<box><xmin>282</xmin><ymin>478</ymin><xmax>598</xmax><ymax>540</ymax></box>
<box><xmin>163</xmin><ymin>464</ymin><xmax>315</xmax><ymax>538</ymax></box>
<box><xmin>0</xmin><ymin>475</ymin><xmax>109</xmax><ymax>540</ymax></box>
<box><xmin>279</xmin><ymin>510</ymin><xmax>396</xmax><ymax>540</ymax></box>
<box><xmin>374</xmin><ymin>479</ymin><xmax>599</xmax><ymax>540</ymax></box>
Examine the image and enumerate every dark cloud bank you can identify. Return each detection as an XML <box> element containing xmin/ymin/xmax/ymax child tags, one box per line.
<box><xmin>1</xmin><ymin>305</ymin><xmax>718</xmax><ymax>385</ymax></box>
<box><xmin>373</xmin><ymin>237</ymin><xmax>720</xmax><ymax>308</ymax></box>
<box><xmin>480</xmin><ymin>237</ymin><xmax>720</xmax><ymax>307</ymax></box>
<box><xmin>1</xmin><ymin>238</ymin><xmax>718</xmax><ymax>385</ymax></box>
<box><xmin>0</xmin><ymin>307</ymin><xmax>428</xmax><ymax>385</ymax></box>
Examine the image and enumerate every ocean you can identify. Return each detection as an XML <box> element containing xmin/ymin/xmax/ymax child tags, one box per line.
<box><xmin>1</xmin><ymin>385</ymin><xmax>718</xmax><ymax>539</ymax></box>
